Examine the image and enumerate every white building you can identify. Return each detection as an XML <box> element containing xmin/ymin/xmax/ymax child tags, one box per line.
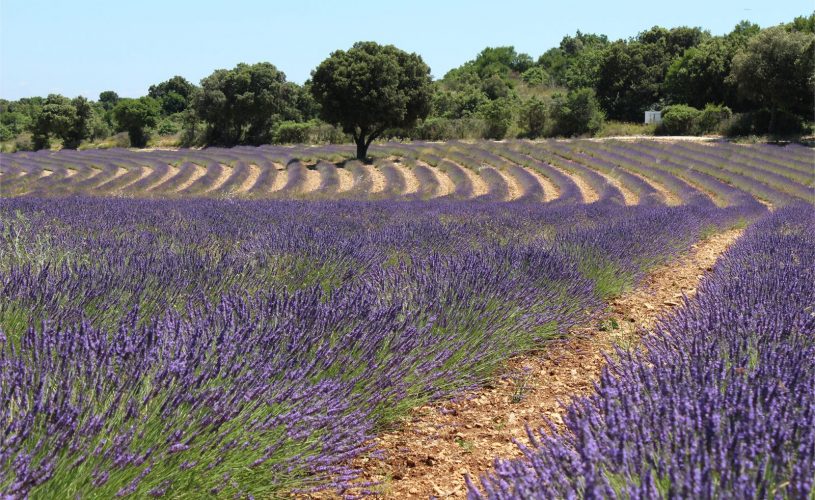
<box><xmin>644</xmin><ymin>110</ymin><xmax>662</xmax><ymax>125</ymax></box>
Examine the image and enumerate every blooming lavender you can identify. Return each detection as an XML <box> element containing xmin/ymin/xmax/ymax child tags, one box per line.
<box><xmin>469</xmin><ymin>204</ymin><xmax>815</xmax><ymax>499</ymax></box>
<box><xmin>0</xmin><ymin>196</ymin><xmax>752</xmax><ymax>497</ymax></box>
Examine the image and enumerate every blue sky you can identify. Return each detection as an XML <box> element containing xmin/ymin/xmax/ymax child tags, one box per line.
<box><xmin>1</xmin><ymin>0</ymin><xmax>811</xmax><ymax>100</ymax></box>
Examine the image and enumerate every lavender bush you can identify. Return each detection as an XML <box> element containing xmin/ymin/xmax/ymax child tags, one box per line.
<box><xmin>0</xmin><ymin>196</ymin><xmax>752</xmax><ymax>497</ymax></box>
<box><xmin>469</xmin><ymin>204</ymin><xmax>815</xmax><ymax>499</ymax></box>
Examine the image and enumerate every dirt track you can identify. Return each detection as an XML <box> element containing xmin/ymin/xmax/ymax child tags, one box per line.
<box><xmin>333</xmin><ymin>228</ymin><xmax>743</xmax><ymax>498</ymax></box>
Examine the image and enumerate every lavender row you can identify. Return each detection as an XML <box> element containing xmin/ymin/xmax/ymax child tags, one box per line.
<box><xmin>0</xmin><ymin>197</ymin><xmax>753</xmax><ymax>497</ymax></box>
<box><xmin>470</xmin><ymin>204</ymin><xmax>815</xmax><ymax>499</ymax></box>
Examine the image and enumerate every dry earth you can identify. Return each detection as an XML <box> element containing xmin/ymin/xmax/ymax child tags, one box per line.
<box><xmin>453</xmin><ymin>163</ymin><xmax>489</xmax><ymax>197</ymax></box>
<box><xmin>205</xmin><ymin>165</ymin><xmax>233</xmax><ymax>193</ymax></box>
<box><xmin>147</xmin><ymin>165</ymin><xmax>178</xmax><ymax>191</ymax></box>
<box><xmin>523</xmin><ymin>168</ymin><xmax>559</xmax><ymax>202</ymax></box>
<box><xmin>366</xmin><ymin>165</ymin><xmax>387</xmax><ymax>194</ymax></box>
<box><xmin>174</xmin><ymin>164</ymin><xmax>207</xmax><ymax>193</ymax></box>
<box><xmin>549</xmin><ymin>165</ymin><xmax>598</xmax><ymax>203</ymax></box>
<box><xmin>269</xmin><ymin>164</ymin><xmax>288</xmax><ymax>193</ymax></box>
<box><xmin>237</xmin><ymin>164</ymin><xmax>262</xmax><ymax>194</ymax></box>
<box><xmin>323</xmin><ymin>228</ymin><xmax>743</xmax><ymax>498</ymax></box>
<box><xmin>336</xmin><ymin>167</ymin><xmax>355</xmax><ymax>193</ymax></box>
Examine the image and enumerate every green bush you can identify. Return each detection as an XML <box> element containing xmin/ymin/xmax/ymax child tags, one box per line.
<box><xmin>596</xmin><ymin>121</ymin><xmax>656</xmax><ymax>137</ymax></box>
<box><xmin>550</xmin><ymin>88</ymin><xmax>604</xmax><ymax>137</ymax></box>
<box><xmin>722</xmin><ymin>109</ymin><xmax>806</xmax><ymax>137</ymax></box>
<box><xmin>697</xmin><ymin>104</ymin><xmax>732</xmax><ymax>134</ymax></box>
<box><xmin>518</xmin><ymin>97</ymin><xmax>548</xmax><ymax>138</ymax></box>
<box><xmin>273</xmin><ymin>121</ymin><xmax>311</xmax><ymax>144</ymax></box>
<box><xmin>659</xmin><ymin>104</ymin><xmax>702</xmax><ymax>135</ymax></box>
<box><xmin>0</xmin><ymin>124</ymin><xmax>13</xmax><ymax>142</ymax></box>
<box><xmin>520</xmin><ymin>66</ymin><xmax>550</xmax><ymax>86</ymax></box>
<box><xmin>480</xmin><ymin>98</ymin><xmax>515</xmax><ymax>139</ymax></box>
<box><xmin>413</xmin><ymin>117</ymin><xmax>455</xmax><ymax>141</ymax></box>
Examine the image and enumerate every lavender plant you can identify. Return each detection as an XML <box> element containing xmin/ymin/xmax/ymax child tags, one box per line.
<box><xmin>469</xmin><ymin>204</ymin><xmax>815</xmax><ymax>499</ymax></box>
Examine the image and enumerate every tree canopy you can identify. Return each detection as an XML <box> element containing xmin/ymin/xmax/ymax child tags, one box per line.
<box><xmin>193</xmin><ymin>62</ymin><xmax>299</xmax><ymax>146</ymax></box>
<box><xmin>113</xmin><ymin>97</ymin><xmax>160</xmax><ymax>148</ymax></box>
<box><xmin>310</xmin><ymin>41</ymin><xmax>432</xmax><ymax>160</ymax></box>
<box><xmin>730</xmin><ymin>26</ymin><xmax>815</xmax><ymax>132</ymax></box>
<box><xmin>148</xmin><ymin>76</ymin><xmax>196</xmax><ymax>115</ymax></box>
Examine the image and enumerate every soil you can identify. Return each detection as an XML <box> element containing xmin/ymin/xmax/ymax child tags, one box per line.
<box><xmin>147</xmin><ymin>165</ymin><xmax>178</xmax><ymax>192</ymax></box>
<box><xmin>450</xmin><ymin>162</ymin><xmax>488</xmax><ymax>198</ymax></box>
<box><xmin>418</xmin><ymin>162</ymin><xmax>455</xmax><ymax>197</ymax></box>
<box><xmin>626</xmin><ymin>169</ymin><xmax>682</xmax><ymax>206</ymax></box>
<box><xmin>236</xmin><ymin>164</ymin><xmax>261</xmax><ymax>194</ymax></box>
<box><xmin>301</xmin><ymin>168</ymin><xmax>322</xmax><ymax>194</ymax></box>
<box><xmin>174</xmin><ymin>164</ymin><xmax>207</xmax><ymax>193</ymax></box>
<box><xmin>205</xmin><ymin>165</ymin><xmax>233</xmax><ymax>193</ymax></box>
<box><xmin>489</xmin><ymin>167</ymin><xmax>521</xmax><ymax>201</ymax></box>
<box><xmin>548</xmin><ymin>164</ymin><xmax>599</xmax><ymax>203</ymax></box>
<box><xmin>393</xmin><ymin>163</ymin><xmax>420</xmax><ymax>196</ymax></box>
<box><xmin>328</xmin><ymin>228</ymin><xmax>743</xmax><ymax>498</ymax></box>
<box><xmin>366</xmin><ymin>165</ymin><xmax>387</xmax><ymax>194</ymax></box>
<box><xmin>336</xmin><ymin>167</ymin><xmax>355</xmax><ymax>193</ymax></box>
<box><xmin>596</xmin><ymin>170</ymin><xmax>638</xmax><ymax>205</ymax></box>
<box><xmin>268</xmin><ymin>164</ymin><xmax>288</xmax><ymax>193</ymax></box>
<box><xmin>522</xmin><ymin>167</ymin><xmax>559</xmax><ymax>202</ymax></box>
<box><xmin>110</xmin><ymin>167</ymin><xmax>128</xmax><ymax>182</ymax></box>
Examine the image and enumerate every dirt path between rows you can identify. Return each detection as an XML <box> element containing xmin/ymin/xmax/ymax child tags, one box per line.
<box><xmin>520</xmin><ymin>166</ymin><xmax>559</xmax><ymax>202</ymax></box>
<box><xmin>333</xmin><ymin>228</ymin><xmax>743</xmax><ymax>498</ymax></box>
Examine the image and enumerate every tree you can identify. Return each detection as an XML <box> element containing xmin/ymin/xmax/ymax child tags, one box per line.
<box><xmin>519</xmin><ymin>97</ymin><xmax>548</xmax><ymax>138</ymax></box>
<box><xmin>665</xmin><ymin>22</ymin><xmax>759</xmax><ymax>109</ymax></box>
<box><xmin>148</xmin><ymin>76</ymin><xmax>196</xmax><ymax>115</ymax></box>
<box><xmin>480</xmin><ymin>98</ymin><xmax>515</xmax><ymax>139</ymax></box>
<box><xmin>193</xmin><ymin>62</ymin><xmax>298</xmax><ymax>146</ymax></box>
<box><xmin>595</xmin><ymin>26</ymin><xmax>708</xmax><ymax>120</ymax></box>
<box><xmin>98</xmin><ymin>91</ymin><xmax>120</xmax><ymax>111</ymax></box>
<box><xmin>113</xmin><ymin>97</ymin><xmax>160</xmax><ymax>147</ymax></box>
<box><xmin>521</xmin><ymin>66</ymin><xmax>550</xmax><ymax>86</ymax></box>
<box><xmin>30</xmin><ymin>94</ymin><xmax>76</xmax><ymax>150</ymax></box>
<box><xmin>550</xmin><ymin>88</ymin><xmax>604</xmax><ymax>136</ymax></box>
<box><xmin>311</xmin><ymin>42</ymin><xmax>432</xmax><ymax>160</ymax></box>
<box><xmin>61</xmin><ymin>97</ymin><xmax>93</xmax><ymax>149</ymax></box>
<box><xmin>730</xmin><ymin>26</ymin><xmax>815</xmax><ymax>131</ymax></box>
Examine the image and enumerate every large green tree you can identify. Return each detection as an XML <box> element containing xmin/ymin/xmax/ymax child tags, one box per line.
<box><xmin>193</xmin><ymin>62</ymin><xmax>297</xmax><ymax>146</ymax></box>
<box><xmin>311</xmin><ymin>42</ymin><xmax>432</xmax><ymax>160</ymax></box>
<box><xmin>113</xmin><ymin>97</ymin><xmax>160</xmax><ymax>147</ymax></box>
<box><xmin>665</xmin><ymin>22</ymin><xmax>760</xmax><ymax>109</ymax></box>
<box><xmin>595</xmin><ymin>26</ymin><xmax>708</xmax><ymax>121</ymax></box>
<box><xmin>730</xmin><ymin>26</ymin><xmax>815</xmax><ymax>131</ymax></box>
<box><xmin>550</xmin><ymin>88</ymin><xmax>605</xmax><ymax>136</ymax></box>
<box><xmin>30</xmin><ymin>94</ymin><xmax>92</xmax><ymax>150</ymax></box>
<box><xmin>148</xmin><ymin>76</ymin><xmax>196</xmax><ymax>115</ymax></box>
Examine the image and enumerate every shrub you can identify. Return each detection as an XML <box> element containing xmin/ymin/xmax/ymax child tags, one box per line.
<box><xmin>273</xmin><ymin>121</ymin><xmax>311</xmax><ymax>144</ymax></box>
<box><xmin>411</xmin><ymin>117</ymin><xmax>486</xmax><ymax>141</ymax></box>
<box><xmin>520</xmin><ymin>66</ymin><xmax>550</xmax><ymax>86</ymax></box>
<box><xmin>156</xmin><ymin>117</ymin><xmax>181</xmax><ymax>136</ymax></box>
<box><xmin>413</xmin><ymin>117</ymin><xmax>456</xmax><ymax>141</ymax></box>
<box><xmin>550</xmin><ymin>88</ymin><xmax>604</xmax><ymax>137</ymax></box>
<box><xmin>518</xmin><ymin>97</ymin><xmax>548</xmax><ymax>138</ymax></box>
<box><xmin>659</xmin><ymin>104</ymin><xmax>701</xmax><ymax>135</ymax></box>
<box><xmin>480</xmin><ymin>98</ymin><xmax>515</xmax><ymax>139</ymax></box>
<box><xmin>721</xmin><ymin>109</ymin><xmax>806</xmax><ymax>137</ymax></box>
<box><xmin>596</xmin><ymin>121</ymin><xmax>656</xmax><ymax>137</ymax></box>
<box><xmin>0</xmin><ymin>123</ymin><xmax>13</xmax><ymax>142</ymax></box>
<box><xmin>696</xmin><ymin>104</ymin><xmax>732</xmax><ymax>134</ymax></box>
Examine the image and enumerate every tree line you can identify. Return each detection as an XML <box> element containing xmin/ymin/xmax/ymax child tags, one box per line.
<box><xmin>1</xmin><ymin>14</ymin><xmax>812</xmax><ymax>159</ymax></box>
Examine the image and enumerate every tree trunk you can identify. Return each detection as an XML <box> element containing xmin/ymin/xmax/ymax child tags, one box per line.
<box><xmin>355</xmin><ymin>136</ymin><xmax>369</xmax><ymax>162</ymax></box>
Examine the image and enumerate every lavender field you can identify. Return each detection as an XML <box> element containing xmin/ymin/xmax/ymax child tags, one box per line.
<box><xmin>0</xmin><ymin>140</ymin><xmax>813</xmax><ymax>498</ymax></box>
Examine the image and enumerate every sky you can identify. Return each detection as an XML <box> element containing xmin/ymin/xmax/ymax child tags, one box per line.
<box><xmin>1</xmin><ymin>0</ymin><xmax>811</xmax><ymax>100</ymax></box>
